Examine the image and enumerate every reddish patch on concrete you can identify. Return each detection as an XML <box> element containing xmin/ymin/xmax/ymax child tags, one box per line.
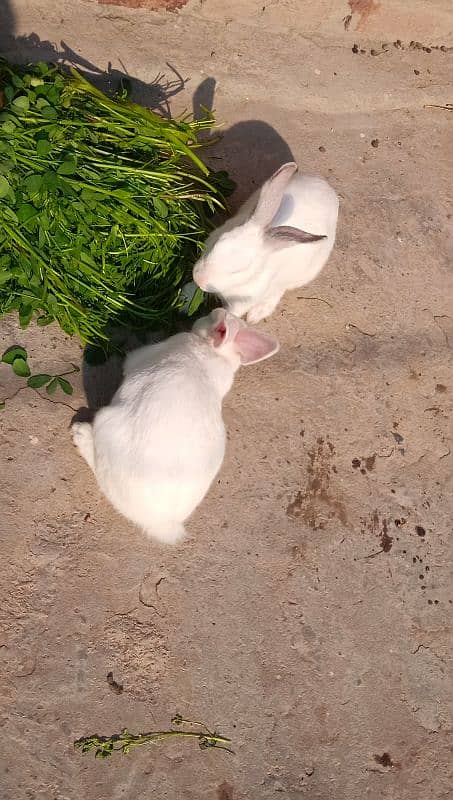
<box><xmin>217</xmin><ymin>783</ymin><xmax>234</xmax><ymax>800</ymax></box>
<box><xmin>348</xmin><ymin>0</ymin><xmax>380</xmax><ymax>30</ymax></box>
<box><xmin>97</xmin><ymin>0</ymin><xmax>187</xmax><ymax>10</ymax></box>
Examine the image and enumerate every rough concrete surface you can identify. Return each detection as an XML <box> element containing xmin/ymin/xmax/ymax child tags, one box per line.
<box><xmin>1</xmin><ymin>1</ymin><xmax>453</xmax><ymax>798</ymax></box>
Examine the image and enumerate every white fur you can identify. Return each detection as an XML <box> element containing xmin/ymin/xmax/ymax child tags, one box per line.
<box><xmin>71</xmin><ymin>309</ymin><xmax>279</xmax><ymax>544</ymax></box>
<box><xmin>192</xmin><ymin>163</ymin><xmax>339</xmax><ymax>322</ymax></box>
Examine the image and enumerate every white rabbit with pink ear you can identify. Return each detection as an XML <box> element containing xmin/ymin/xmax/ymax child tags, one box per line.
<box><xmin>71</xmin><ymin>308</ymin><xmax>279</xmax><ymax>545</ymax></box>
<box><xmin>192</xmin><ymin>162</ymin><xmax>339</xmax><ymax>323</ymax></box>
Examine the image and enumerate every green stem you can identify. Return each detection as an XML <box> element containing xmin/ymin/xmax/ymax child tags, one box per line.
<box><xmin>74</xmin><ymin>719</ymin><xmax>234</xmax><ymax>759</ymax></box>
<box><xmin>116</xmin><ymin>730</ymin><xmax>229</xmax><ymax>749</ymax></box>
<box><xmin>57</xmin><ymin>366</ymin><xmax>80</xmax><ymax>378</ymax></box>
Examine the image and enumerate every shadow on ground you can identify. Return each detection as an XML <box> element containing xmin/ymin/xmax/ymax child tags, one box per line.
<box><xmin>0</xmin><ymin>4</ymin><xmax>293</xmax><ymax>194</ymax></box>
<box><xmin>1</xmin><ymin>3</ymin><xmax>293</xmax><ymax>412</ymax></box>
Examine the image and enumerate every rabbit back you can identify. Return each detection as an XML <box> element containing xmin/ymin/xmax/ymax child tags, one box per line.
<box><xmin>267</xmin><ymin>174</ymin><xmax>339</xmax><ymax>290</ymax></box>
<box><xmin>91</xmin><ymin>337</ymin><xmax>227</xmax><ymax>542</ymax></box>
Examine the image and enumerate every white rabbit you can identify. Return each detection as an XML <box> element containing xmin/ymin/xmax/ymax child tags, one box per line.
<box><xmin>192</xmin><ymin>162</ymin><xmax>339</xmax><ymax>323</ymax></box>
<box><xmin>71</xmin><ymin>309</ymin><xmax>279</xmax><ymax>544</ymax></box>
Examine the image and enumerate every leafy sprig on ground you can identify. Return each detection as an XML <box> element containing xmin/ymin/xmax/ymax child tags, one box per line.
<box><xmin>74</xmin><ymin>715</ymin><xmax>234</xmax><ymax>759</ymax></box>
<box><xmin>1</xmin><ymin>345</ymin><xmax>79</xmax><ymax>408</ymax></box>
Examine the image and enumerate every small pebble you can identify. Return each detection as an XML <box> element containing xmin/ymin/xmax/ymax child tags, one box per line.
<box><xmin>371</xmin><ymin>139</ymin><xmax>379</xmax><ymax>148</ymax></box>
<box><xmin>352</xmin><ymin>43</ymin><xmax>359</xmax><ymax>54</ymax></box>
<box><xmin>318</xmin><ymin>145</ymin><xmax>326</xmax><ymax>153</ymax></box>
<box><xmin>370</xmin><ymin>49</ymin><xmax>379</xmax><ymax>56</ymax></box>
<box><xmin>382</xmin><ymin>43</ymin><xmax>389</xmax><ymax>51</ymax></box>
<box><xmin>414</xmin><ymin>69</ymin><xmax>420</xmax><ymax>75</ymax></box>
<box><xmin>441</xmin><ymin>45</ymin><xmax>447</xmax><ymax>52</ymax></box>
<box><xmin>360</xmin><ymin>49</ymin><xmax>366</xmax><ymax>54</ymax></box>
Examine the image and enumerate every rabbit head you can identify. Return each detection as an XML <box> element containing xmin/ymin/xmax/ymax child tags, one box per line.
<box><xmin>193</xmin><ymin>162</ymin><xmax>327</xmax><ymax>302</ymax></box>
<box><xmin>192</xmin><ymin>308</ymin><xmax>279</xmax><ymax>367</ymax></box>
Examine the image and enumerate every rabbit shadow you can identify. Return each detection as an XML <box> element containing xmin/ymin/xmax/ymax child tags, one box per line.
<box><xmin>192</xmin><ymin>77</ymin><xmax>294</xmax><ymax>210</ymax></box>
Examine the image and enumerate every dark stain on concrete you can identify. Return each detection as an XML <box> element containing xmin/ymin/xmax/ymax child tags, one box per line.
<box><xmin>287</xmin><ymin>437</ymin><xmax>347</xmax><ymax>529</ymax></box>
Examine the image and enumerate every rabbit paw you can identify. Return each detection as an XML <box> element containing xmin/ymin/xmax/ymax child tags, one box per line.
<box><xmin>71</xmin><ymin>421</ymin><xmax>95</xmax><ymax>471</ymax></box>
<box><xmin>246</xmin><ymin>298</ymin><xmax>278</xmax><ymax>324</ymax></box>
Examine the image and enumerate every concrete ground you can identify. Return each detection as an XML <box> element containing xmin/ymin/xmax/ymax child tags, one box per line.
<box><xmin>1</xmin><ymin>1</ymin><xmax>453</xmax><ymax>798</ymax></box>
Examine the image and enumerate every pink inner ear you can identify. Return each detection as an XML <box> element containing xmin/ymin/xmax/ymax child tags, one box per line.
<box><xmin>234</xmin><ymin>328</ymin><xmax>279</xmax><ymax>365</ymax></box>
<box><xmin>212</xmin><ymin>321</ymin><xmax>227</xmax><ymax>347</ymax></box>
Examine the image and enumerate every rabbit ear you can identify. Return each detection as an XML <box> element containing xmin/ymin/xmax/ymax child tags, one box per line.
<box><xmin>208</xmin><ymin>308</ymin><xmax>241</xmax><ymax>348</ymax></box>
<box><xmin>251</xmin><ymin>162</ymin><xmax>298</xmax><ymax>228</ymax></box>
<box><xmin>233</xmin><ymin>328</ymin><xmax>280</xmax><ymax>365</ymax></box>
<box><xmin>266</xmin><ymin>225</ymin><xmax>327</xmax><ymax>247</ymax></box>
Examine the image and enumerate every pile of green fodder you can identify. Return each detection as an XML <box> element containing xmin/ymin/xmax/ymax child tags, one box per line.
<box><xmin>0</xmin><ymin>60</ymin><xmax>231</xmax><ymax>345</ymax></box>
